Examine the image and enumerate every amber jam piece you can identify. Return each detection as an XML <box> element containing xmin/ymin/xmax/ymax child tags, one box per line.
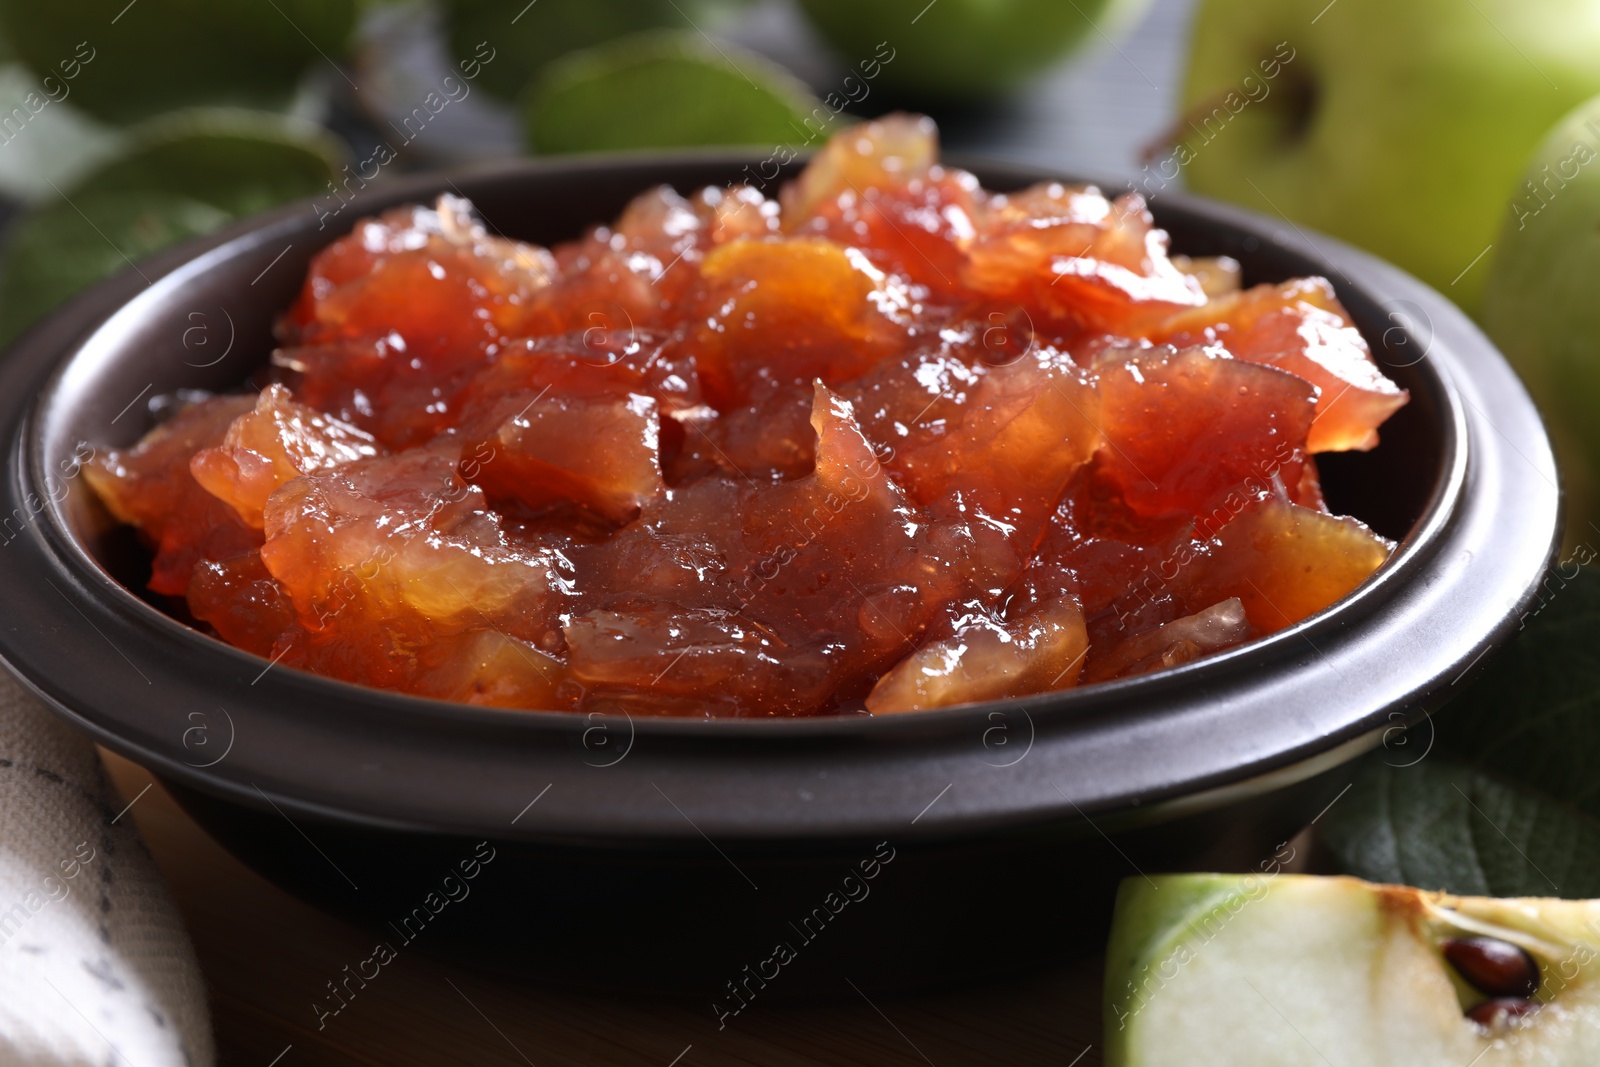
<box><xmin>1153</xmin><ymin>277</ymin><xmax>1409</xmax><ymax>452</ymax></box>
<box><xmin>87</xmin><ymin>114</ymin><xmax>1407</xmax><ymax>716</ymax></box>
<box><xmin>86</xmin><ymin>395</ymin><xmax>260</xmax><ymax>596</ymax></box>
<box><xmin>190</xmin><ymin>384</ymin><xmax>381</xmax><ymax>529</ymax></box>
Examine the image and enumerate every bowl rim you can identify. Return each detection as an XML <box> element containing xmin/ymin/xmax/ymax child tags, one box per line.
<box><xmin>0</xmin><ymin>150</ymin><xmax>1559</xmax><ymax>844</ymax></box>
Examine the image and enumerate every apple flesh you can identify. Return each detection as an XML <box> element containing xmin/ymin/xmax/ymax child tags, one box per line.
<box><xmin>1482</xmin><ymin>94</ymin><xmax>1600</xmax><ymax>531</ymax></box>
<box><xmin>1106</xmin><ymin>874</ymin><xmax>1600</xmax><ymax>1066</ymax></box>
<box><xmin>1177</xmin><ymin>0</ymin><xmax>1600</xmax><ymax>314</ymax></box>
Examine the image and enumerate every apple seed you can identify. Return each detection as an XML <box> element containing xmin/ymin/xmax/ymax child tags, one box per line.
<box><xmin>1466</xmin><ymin>997</ymin><xmax>1540</xmax><ymax>1030</ymax></box>
<box><xmin>1444</xmin><ymin>936</ymin><xmax>1540</xmax><ymax>998</ymax></box>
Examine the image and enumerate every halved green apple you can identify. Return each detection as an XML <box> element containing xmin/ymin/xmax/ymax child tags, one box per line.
<box><xmin>1106</xmin><ymin>874</ymin><xmax>1600</xmax><ymax>1065</ymax></box>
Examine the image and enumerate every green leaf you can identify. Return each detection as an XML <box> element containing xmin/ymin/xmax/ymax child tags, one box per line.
<box><xmin>442</xmin><ymin>0</ymin><xmax>753</xmax><ymax>102</ymax></box>
<box><xmin>0</xmin><ymin>108</ymin><xmax>344</xmax><ymax>341</ymax></box>
<box><xmin>71</xmin><ymin>108</ymin><xmax>347</xmax><ymax>216</ymax></box>
<box><xmin>1428</xmin><ymin>567</ymin><xmax>1600</xmax><ymax>813</ymax></box>
<box><xmin>1323</xmin><ymin>564</ymin><xmax>1600</xmax><ymax>897</ymax></box>
<box><xmin>524</xmin><ymin>29</ymin><xmax>818</xmax><ymax>155</ymax></box>
<box><xmin>0</xmin><ymin>63</ymin><xmax>123</xmax><ymax>202</ymax></box>
<box><xmin>1323</xmin><ymin>756</ymin><xmax>1600</xmax><ymax>897</ymax></box>
<box><xmin>0</xmin><ymin>191</ymin><xmax>229</xmax><ymax>342</ymax></box>
<box><xmin>0</xmin><ymin>0</ymin><xmax>358</xmax><ymax>125</ymax></box>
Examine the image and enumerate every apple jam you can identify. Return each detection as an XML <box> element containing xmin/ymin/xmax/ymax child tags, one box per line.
<box><xmin>85</xmin><ymin>114</ymin><xmax>1408</xmax><ymax>717</ymax></box>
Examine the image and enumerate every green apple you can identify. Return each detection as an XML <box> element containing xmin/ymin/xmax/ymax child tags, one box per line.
<box><xmin>442</xmin><ymin>0</ymin><xmax>753</xmax><ymax>102</ymax></box>
<box><xmin>1177</xmin><ymin>0</ymin><xmax>1600</xmax><ymax>314</ymax></box>
<box><xmin>1481</xmin><ymin>94</ymin><xmax>1600</xmax><ymax>531</ymax></box>
<box><xmin>524</xmin><ymin>31</ymin><xmax>820</xmax><ymax>155</ymax></box>
<box><xmin>796</xmin><ymin>0</ymin><xmax>1151</xmax><ymax>102</ymax></box>
<box><xmin>1105</xmin><ymin>873</ymin><xmax>1600</xmax><ymax>1066</ymax></box>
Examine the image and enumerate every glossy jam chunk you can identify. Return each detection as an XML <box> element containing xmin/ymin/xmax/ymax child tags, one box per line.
<box><xmin>783</xmin><ymin>114</ymin><xmax>976</xmax><ymax>292</ymax></box>
<box><xmin>1154</xmin><ymin>278</ymin><xmax>1409</xmax><ymax>452</ymax></box>
<box><xmin>1081</xmin><ymin>597</ymin><xmax>1250</xmax><ymax>684</ymax></box>
<box><xmin>844</xmin><ymin>328</ymin><xmax>1103</xmax><ymax>547</ymax></box>
<box><xmin>190</xmin><ymin>384</ymin><xmax>380</xmax><ymax>529</ymax></box>
<box><xmin>85</xmin><ymin>395</ymin><xmax>260</xmax><ymax>596</ymax></box>
<box><xmin>688</xmin><ymin>237</ymin><xmax>918</xmax><ymax>408</ymax></box>
<box><xmin>866</xmin><ymin>599</ymin><xmax>1089</xmax><ymax>714</ymax></box>
<box><xmin>276</xmin><ymin>195</ymin><xmax>559</xmax><ymax>448</ymax></box>
<box><xmin>1093</xmin><ymin>344</ymin><xmax>1315</xmax><ymax>519</ymax></box>
<box><xmin>566</xmin><ymin>385</ymin><xmax>1001</xmax><ymax>716</ymax></box>
<box><xmin>186</xmin><ymin>551</ymin><xmax>295</xmax><ymax>657</ymax></box>
<box><xmin>965</xmin><ymin>184</ymin><xmax>1208</xmax><ymax>335</ymax></box>
<box><xmin>1186</xmin><ymin>495</ymin><xmax>1394</xmax><ymax>633</ymax></box>
<box><xmin>462</xmin><ymin>388</ymin><xmax>664</xmax><ymax>526</ymax></box>
<box><xmin>86</xmin><ymin>114</ymin><xmax>1408</xmax><ymax>716</ymax></box>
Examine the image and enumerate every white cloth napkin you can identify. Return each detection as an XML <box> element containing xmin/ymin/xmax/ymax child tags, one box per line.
<box><xmin>0</xmin><ymin>669</ymin><xmax>214</xmax><ymax>1067</ymax></box>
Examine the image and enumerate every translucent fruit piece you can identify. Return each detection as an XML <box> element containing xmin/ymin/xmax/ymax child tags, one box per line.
<box><xmin>1169</xmin><ymin>255</ymin><xmax>1243</xmax><ymax>299</ymax></box>
<box><xmin>570</xmin><ymin>384</ymin><xmax>964</xmax><ymax>714</ymax></box>
<box><xmin>781</xmin><ymin>112</ymin><xmax>981</xmax><ymax>292</ymax></box>
<box><xmin>276</xmin><ymin>195</ymin><xmax>558</xmax><ymax>446</ymax></box>
<box><xmin>689</xmin><ymin>237</ymin><xmax>916</xmax><ymax>407</ymax></box>
<box><xmin>526</xmin><ymin>183</ymin><xmax>783</xmax><ymax>334</ymax></box>
<box><xmin>1154</xmin><ymin>278</ymin><xmax>1408</xmax><ymax>452</ymax></box>
<box><xmin>727</xmin><ymin>384</ymin><xmax>945</xmax><ymax>709</ymax></box>
<box><xmin>1084</xmin><ymin>597</ymin><xmax>1249</xmax><ymax>683</ymax></box>
<box><xmin>190</xmin><ymin>384</ymin><xmax>381</xmax><ymax>529</ymax></box>
<box><xmin>668</xmin><ymin>379</ymin><xmax>820</xmax><ymax>483</ymax></box>
<box><xmin>452</xmin><ymin>331</ymin><xmax>696</xmax><ymax>503</ymax></box>
<box><xmin>611</xmin><ymin>182</ymin><xmax>782</xmax><ymax>303</ymax></box>
<box><xmin>866</xmin><ymin>599</ymin><xmax>1089</xmax><ymax>713</ymax></box>
<box><xmin>564</xmin><ymin>606</ymin><xmax>824</xmax><ymax>717</ymax></box>
<box><xmin>283</xmin><ymin>194</ymin><xmax>556</xmax><ymax>345</ymax></box>
<box><xmin>259</xmin><ymin>445</ymin><xmax>562</xmax><ymax>681</ymax></box>
<box><xmin>845</xmin><ymin>330</ymin><xmax>1103</xmax><ymax>548</ymax></box>
<box><xmin>186</xmin><ymin>551</ymin><xmax>295</xmax><ymax>657</ymax></box>
<box><xmin>458</xmin><ymin>332</ymin><xmax>706</xmax><ymax>418</ymax></box>
<box><xmin>84</xmin><ymin>394</ymin><xmax>261</xmax><ymax>596</ymax></box>
<box><xmin>410</xmin><ymin>630</ymin><xmax>569</xmax><ymax>710</ymax></box>
<box><xmin>965</xmin><ymin>186</ymin><xmax>1205</xmax><ymax>335</ymax></box>
<box><xmin>821</xmin><ymin>166</ymin><xmax>983</xmax><ymax>292</ymax></box>
<box><xmin>694</xmin><ymin>184</ymin><xmax>784</xmax><ymax>246</ymax></box>
<box><xmin>463</xmin><ymin>390</ymin><xmax>664</xmax><ymax>525</ymax></box>
<box><xmin>780</xmin><ymin>112</ymin><xmax>939</xmax><ymax>226</ymax></box>
<box><xmin>1295</xmin><ymin>457</ymin><xmax>1327</xmax><ymax>512</ymax></box>
<box><xmin>1094</xmin><ymin>345</ymin><xmax>1315</xmax><ymax>520</ymax></box>
<box><xmin>916</xmin><ymin>347</ymin><xmax>1100</xmax><ymax>534</ymax></box>
<box><xmin>1189</xmin><ymin>496</ymin><xmax>1392</xmax><ymax>634</ymax></box>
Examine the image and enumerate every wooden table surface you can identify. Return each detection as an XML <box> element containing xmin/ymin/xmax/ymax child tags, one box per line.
<box><xmin>91</xmin><ymin>6</ymin><xmax>1198</xmax><ymax>1064</ymax></box>
<box><xmin>103</xmin><ymin>752</ymin><xmax>1108</xmax><ymax>1067</ymax></box>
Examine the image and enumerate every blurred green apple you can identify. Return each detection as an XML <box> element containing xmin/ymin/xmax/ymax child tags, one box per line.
<box><xmin>796</xmin><ymin>0</ymin><xmax>1151</xmax><ymax>102</ymax></box>
<box><xmin>524</xmin><ymin>31</ymin><xmax>820</xmax><ymax>154</ymax></box>
<box><xmin>1482</xmin><ymin>94</ymin><xmax>1600</xmax><ymax>528</ymax></box>
<box><xmin>1178</xmin><ymin>0</ymin><xmax>1600</xmax><ymax>314</ymax></box>
<box><xmin>442</xmin><ymin>0</ymin><xmax>752</xmax><ymax>102</ymax></box>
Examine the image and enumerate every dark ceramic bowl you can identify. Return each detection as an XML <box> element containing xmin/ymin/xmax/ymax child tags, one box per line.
<box><xmin>0</xmin><ymin>155</ymin><xmax>1560</xmax><ymax>997</ymax></box>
